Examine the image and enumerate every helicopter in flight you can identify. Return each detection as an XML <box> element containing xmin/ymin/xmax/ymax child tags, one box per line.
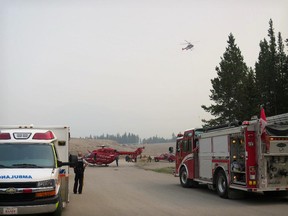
<box><xmin>181</xmin><ymin>40</ymin><xmax>195</xmax><ymax>51</ymax></box>
<box><xmin>83</xmin><ymin>145</ymin><xmax>144</xmax><ymax>166</ymax></box>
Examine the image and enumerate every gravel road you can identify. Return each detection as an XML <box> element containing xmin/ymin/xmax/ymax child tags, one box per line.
<box><xmin>62</xmin><ymin>159</ymin><xmax>288</xmax><ymax>216</ymax></box>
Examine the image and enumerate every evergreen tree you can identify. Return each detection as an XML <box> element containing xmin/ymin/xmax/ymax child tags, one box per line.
<box><xmin>255</xmin><ymin>38</ymin><xmax>270</xmax><ymax>109</ymax></box>
<box><xmin>255</xmin><ymin>19</ymin><xmax>288</xmax><ymax>115</ymax></box>
<box><xmin>255</xmin><ymin>19</ymin><xmax>277</xmax><ymax>116</ymax></box>
<box><xmin>201</xmin><ymin>33</ymin><xmax>250</xmax><ymax>126</ymax></box>
<box><xmin>241</xmin><ymin>68</ymin><xmax>259</xmax><ymax>117</ymax></box>
<box><xmin>276</xmin><ymin>32</ymin><xmax>288</xmax><ymax>113</ymax></box>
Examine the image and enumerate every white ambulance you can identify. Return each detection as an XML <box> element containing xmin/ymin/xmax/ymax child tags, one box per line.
<box><xmin>0</xmin><ymin>125</ymin><xmax>76</xmax><ymax>215</ymax></box>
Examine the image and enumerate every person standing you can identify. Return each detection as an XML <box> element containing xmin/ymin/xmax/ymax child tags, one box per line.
<box><xmin>73</xmin><ymin>152</ymin><xmax>87</xmax><ymax>194</ymax></box>
<box><xmin>115</xmin><ymin>150</ymin><xmax>119</xmax><ymax>167</ymax></box>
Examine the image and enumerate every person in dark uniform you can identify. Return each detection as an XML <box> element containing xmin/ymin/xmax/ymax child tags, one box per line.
<box><xmin>115</xmin><ymin>155</ymin><xmax>119</xmax><ymax>166</ymax></box>
<box><xmin>73</xmin><ymin>152</ymin><xmax>87</xmax><ymax>194</ymax></box>
<box><xmin>115</xmin><ymin>150</ymin><xmax>119</xmax><ymax>167</ymax></box>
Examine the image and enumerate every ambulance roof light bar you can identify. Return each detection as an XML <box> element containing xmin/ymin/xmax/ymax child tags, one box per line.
<box><xmin>32</xmin><ymin>131</ymin><xmax>55</xmax><ymax>140</ymax></box>
<box><xmin>0</xmin><ymin>133</ymin><xmax>11</xmax><ymax>140</ymax></box>
<box><xmin>0</xmin><ymin>131</ymin><xmax>55</xmax><ymax>140</ymax></box>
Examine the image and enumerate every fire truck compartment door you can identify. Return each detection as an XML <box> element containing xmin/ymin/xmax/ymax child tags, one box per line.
<box><xmin>199</xmin><ymin>137</ymin><xmax>213</xmax><ymax>179</ymax></box>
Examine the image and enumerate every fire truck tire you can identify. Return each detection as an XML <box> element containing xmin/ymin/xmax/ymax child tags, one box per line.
<box><xmin>180</xmin><ymin>167</ymin><xmax>190</xmax><ymax>188</ymax></box>
<box><xmin>179</xmin><ymin>167</ymin><xmax>198</xmax><ymax>188</ymax></box>
<box><xmin>216</xmin><ymin>170</ymin><xmax>228</xmax><ymax>199</ymax></box>
<box><xmin>154</xmin><ymin>158</ymin><xmax>159</xmax><ymax>162</ymax></box>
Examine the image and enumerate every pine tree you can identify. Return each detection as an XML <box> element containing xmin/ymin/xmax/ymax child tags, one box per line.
<box><xmin>201</xmin><ymin>33</ymin><xmax>249</xmax><ymax>126</ymax></box>
<box><xmin>255</xmin><ymin>38</ymin><xmax>270</xmax><ymax>109</ymax></box>
<box><xmin>255</xmin><ymin>19</ymin><xmax>288</xmax><ymax>115</ymax></box>
<box><xmin>241</xmin><ymin>68</ymin><xmax>259</xmax><ymax>117</ymax></box>
<box><xmin>276</xmin><ymin>32</ymin><xmax>288</xmax><ymax>113</ymax></box>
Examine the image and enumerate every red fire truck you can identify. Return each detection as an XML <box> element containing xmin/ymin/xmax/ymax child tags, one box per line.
<box><xmin>174</xmin><ymin>112</ymin><xmax>288</xmax><ymax>198</ymax></box>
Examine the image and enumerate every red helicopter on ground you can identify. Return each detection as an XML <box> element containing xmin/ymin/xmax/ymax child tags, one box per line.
<box><xmin>83</xmin><ymin>145</ymin><xmax>144</xmax><ymax>166</ymax></box>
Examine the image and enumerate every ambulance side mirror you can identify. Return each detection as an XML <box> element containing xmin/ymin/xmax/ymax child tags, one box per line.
<box><xmin>57</xmin><ymin>154</ymin><xmax>77</xmax><ymax>167</ymax></box>
<box><xmin>68</xmin><ymin>154</ymin><xmax>78</xmax><ymax>167</ymax></box>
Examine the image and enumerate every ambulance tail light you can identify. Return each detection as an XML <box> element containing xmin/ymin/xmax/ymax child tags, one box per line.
<box><xmin>32</xmin><ymin>131</ymin><xmax>55</xmax><ymax>140</ymax></box>
<box><xmin>0</xmin><ymin>133</ymin><xmax>11</xmax><ymax>140</ymax></box>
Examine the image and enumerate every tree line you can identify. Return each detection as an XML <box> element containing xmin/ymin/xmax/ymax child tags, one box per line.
<box><xmin>86</xmin><ymin>132</ymin><xmax>176</xmax><ymax>144</ymax></box>
<box><xmin>202</xmin><ymin>19</ymin><xmax>288</xmax><ymax>126</ymax></box>
<box><xmin>87</xmin><ymin>133</ymin><xmax>177</xmax><ymax>144</ymax></box>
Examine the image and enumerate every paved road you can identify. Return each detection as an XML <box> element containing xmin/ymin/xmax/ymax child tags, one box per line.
<box><xmin>62</xmin><ymin>160</ymin><xmax>288</xmax><ymax>216</ymax></box>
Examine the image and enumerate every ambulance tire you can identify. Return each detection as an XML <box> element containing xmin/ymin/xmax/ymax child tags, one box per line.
<box><xmin>216</xmin><ymin>170</ymin><xmax>228</xmax><ymax>199</ymax></box>
<box><xmin>52</xmin><ymin>196</ymin><xmax>63</xmax><ymax>216</ymax></box>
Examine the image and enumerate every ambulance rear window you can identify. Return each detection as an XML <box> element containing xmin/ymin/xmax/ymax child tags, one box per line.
<box><xmin>0</xmin><ymin>143</ymin><xmax>55</xmax><ymax>168</ymax></box>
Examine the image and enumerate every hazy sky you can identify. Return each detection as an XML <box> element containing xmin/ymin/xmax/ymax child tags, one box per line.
<box><xmin>1</xmin><ymin>0</ymin><xmax>288</xmax><ymax>139</ymax></box>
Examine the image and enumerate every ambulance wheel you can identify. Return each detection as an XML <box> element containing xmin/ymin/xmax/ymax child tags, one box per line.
<box><xmin>52</xmin><ymin>196</ymin><xmax>63</xmax><ymax>216</ymax></box>
<box><xmin>180</xmin><ymin>167</ymin><xmax>193</xmax><ymax>188</ymax></box>
<box><xmin>216</xmin><ymin>170</ymin><xmax>228</xmax><ymax>198</ymax></box>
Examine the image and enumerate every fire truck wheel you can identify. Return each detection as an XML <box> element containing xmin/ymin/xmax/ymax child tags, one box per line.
<box><xmin>154</xmin><ymin>158</ymin><xmax>159</xmax><ymax>162</ymax></box>
<box><xmin>216</xmin><ymin>170</ymin><xmax>228</xmax><ymax>199</ymax></box>
<box><xmin>180</xmin><ymin>167</ymin><xmax>192</xmax><ymax>188</ymax></box>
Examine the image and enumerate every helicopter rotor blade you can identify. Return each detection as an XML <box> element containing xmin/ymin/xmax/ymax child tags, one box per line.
<box><xmin>184</xmin><ymin>40</ymin><xmax>200</xmax><ymax>44</ymax></box>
